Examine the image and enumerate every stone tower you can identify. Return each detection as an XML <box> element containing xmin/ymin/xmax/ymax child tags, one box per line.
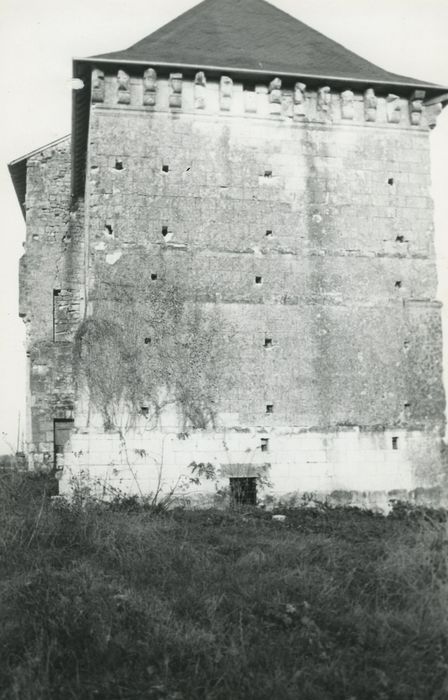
<box><xmin>9</xmin><ymin>0</ymin><xmax>448</xmax><ymax>508</ymax></box>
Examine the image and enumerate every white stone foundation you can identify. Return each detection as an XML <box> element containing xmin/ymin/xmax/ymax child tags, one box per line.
<box><xmin>59</xmin><ymin>426</ymin><xmax>447</xmax><ymax>511</ymax></box>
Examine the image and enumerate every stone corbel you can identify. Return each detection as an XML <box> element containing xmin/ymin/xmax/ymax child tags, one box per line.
<box><xmin>169</xmin><ymin>73</ymin><xmax>183</xmax><ymax>108</ymax></box>
<box><xmin>91</xmin><ymin>68</ymin><xmax>105</xmax><ymax>103</ymax></box>
<box><xmin>409</xmin><ymin>90</ymin><xmax>425</xmax><ymax>125</ymax></box>
<box><xmin>317</xmin><ymin>86</ymin><xmax>331</xmax><ymax>115</ymax></box>
<box><xmin>117</xmin><ymin>70</ymin><xmax>130</xmax><ymax>104</ymax></box>
<box><xmin>341</xmin><ymin>90</ymin><xmax>354</xmax><ymax>119</ymax></box>
<box><xmin>268</xmin><ymin>77</ymin><xmax>282</xmax><ymax>115</ymax></box>
<box><xmin>293</xmin><ymin>82</ymin><xmax>307</xmax><ymax>117</ymax></box>
<box><xmin>143</xmin><ymin>68</ymin><xmax>157</xmax><ymax>106</ymax></box>
<box><xmin>220</xmin><ymin>76</ymin><xmax>233</xmax><ymax>111</ymax></box>
<box><xmin>425</xmin><ymin>102</ymin><xmax>443</xmax><ymax>129</ymax></box>
<box><xmin>386</xmin><ymin>94</ymin><xmax>401</xmax><ymax>123</ymax></box>
<box><xmin>269</xmin><ymin>77</ymin><xmax>282</xmax><ymax>103</ymax></box>
<box><xmin>194</xmin><ymin>72</ymin><xmax>206</xmax><ymax>109</ymax></box>
<box><xmin>364</xmin><ymin>88</ymin><xmax>377</xmax><ymax>121</ymax></box>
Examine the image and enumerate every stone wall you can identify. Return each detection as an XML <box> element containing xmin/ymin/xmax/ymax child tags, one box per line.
<box><xmin>60</xmin><ymin>422</ymin><xmax>448</xmax><ymax>510</ymax></box>
<box><xmin>56</xmin><ymin>68</ymin><xmax>447</xmax><ymax>502</ymax></box>
<box><xmin>20</xmin><ymin>138</ymin><xmax>85</xmax><ymax>470</ymax></box>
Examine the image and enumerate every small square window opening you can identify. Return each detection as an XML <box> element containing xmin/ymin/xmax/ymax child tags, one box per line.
<box><xmin>392</xmin><ymin>436</ymin><xmax>399</xmax><ymax>450</ymax></box>
<box><xmin>266</xmin><ymin>404</ymin><xmax>274</xmax><ymax>414</ymax></box>
<box><xmin>255</xmin><ymin>276</ymin><xmax>262</xmax><ymax>285</ymax></box>
<box><xmin>261</xmin><ymin>438</ymin><xmax>269</xmax><ymax>452</ymax></box>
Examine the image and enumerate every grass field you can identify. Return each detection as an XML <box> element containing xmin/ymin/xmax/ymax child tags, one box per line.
<box><xmin>1</xmin><ymin>471</ymin><xmax>447</xmax><ymax>700</ymax></box>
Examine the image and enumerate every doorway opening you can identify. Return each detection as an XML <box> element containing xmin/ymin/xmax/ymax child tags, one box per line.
<box><xmin>229</xmin><ymin>477</ymin><xmax>257</xmax><ymax>506</ymax></box>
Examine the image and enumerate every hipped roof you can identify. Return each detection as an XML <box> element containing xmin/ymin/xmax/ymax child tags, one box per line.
<box><xmin>10</xmin><ymin>0</ymin><xmax>448</xmax><ymax>214</ymax></box>
<box><xmin>90</xmin><ymin>0</ymin><xmax>439</xmax><ymax>88</ymax></box>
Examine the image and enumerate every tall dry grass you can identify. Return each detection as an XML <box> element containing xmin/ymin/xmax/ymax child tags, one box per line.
<box><xmin>0</xmin><ymin>470</ymin><xmax>447</xmax><ymax>699</ymax></box>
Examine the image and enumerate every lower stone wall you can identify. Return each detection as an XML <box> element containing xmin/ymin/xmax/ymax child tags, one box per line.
<box><xmin>59</xmin><ymin>426</ymin><xmax>448</xmax><ymax>511</ymax></box>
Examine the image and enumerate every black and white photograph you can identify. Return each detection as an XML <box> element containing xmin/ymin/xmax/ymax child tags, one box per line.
<box><xmin>1</xmin><ymin>1</ymin><xmax>447</xmax><ymax>697</ymax></box>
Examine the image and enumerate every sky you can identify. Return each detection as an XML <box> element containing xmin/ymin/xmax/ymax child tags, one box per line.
<box><xmin>0</xmin><ymin>0</ymin><xmax>447</xmax><ymax>454</ymax></box>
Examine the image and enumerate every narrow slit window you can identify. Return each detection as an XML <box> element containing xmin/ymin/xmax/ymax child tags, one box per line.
<box><xmin>53</xmin><ymin>290</ymin><xmax>61</xmax><ymax>341</ymax></box>
<box><xmin>162</xmin><ymin>226</ymin><xmax>169</xmax><ymax>237</ymax></box>
<box><xmin>392</xmin><ymin>436</ymin><xmax>399</xmax><ymax>450</ymax></box>
<box><xmin>266</xmin><ymin>404</ymin><xmax>274</xmax><ymax>414</ymax></box>
<box><xmin>141</xmin><ymin>406</ymin><xmax>149</xmax><ymax>418</ymax></box>
<box><xmin>114</xmin><ymin>159</ymin><xmax>124</xmax><ymax>171</ymax></box>
<box><xmin>104</xmin><ymin>224</ymin><xmax>113</xmax><ymax>236</ymax></box>
<box><xmin>53</xmin><ymin>289</ymin><xmax>77</xmax><ymax>342</ymax></box>
<box><xmin>261</xmin><ymin>438</ymin><xmax>269</xmax><ymax>453</ymax></box>
<box><xmin>388</xmin><ymin>177</ymin><xmax>394</xmax><ymax>186</ymax></box>
<box><xmin>229</xmin><ymin>477</ymin><xmax>257</xmax><ymax>506</ymax></box>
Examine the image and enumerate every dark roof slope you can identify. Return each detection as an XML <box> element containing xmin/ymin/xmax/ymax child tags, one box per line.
<box><xmin>91</xmin><ymin>0</ymin><xmax>437</xmax><ymax>87</ymax></box>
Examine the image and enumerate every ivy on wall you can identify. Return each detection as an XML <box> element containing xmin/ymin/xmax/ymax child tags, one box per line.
<box><xmin>74</xmin><ymin>250</ymin><xmax>233</xmax><ymax>432</ymax></box>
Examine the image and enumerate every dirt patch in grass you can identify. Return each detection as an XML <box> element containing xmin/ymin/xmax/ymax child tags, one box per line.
<box><xmin>0</xmin><ymin>471</ymin><xmax>447</xmax><ymax>699</ymax></box>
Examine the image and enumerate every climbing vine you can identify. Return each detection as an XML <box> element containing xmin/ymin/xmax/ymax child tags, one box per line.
<box><xmin>74</xmin><ymin>250</ymin><xmax>233</xmax><ymax>432</ymax></box>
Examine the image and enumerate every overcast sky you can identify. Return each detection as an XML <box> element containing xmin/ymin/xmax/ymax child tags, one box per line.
<box><xmin>0</xmin><ymin>0</ymin><xmax>447</xmax><ymax>454</ymax></box>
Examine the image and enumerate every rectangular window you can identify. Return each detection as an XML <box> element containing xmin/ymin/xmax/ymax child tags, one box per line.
<box><xmin>229</xmin><ymin>477</ymin><xmax>257</xmax><ymax>506</ymax></box>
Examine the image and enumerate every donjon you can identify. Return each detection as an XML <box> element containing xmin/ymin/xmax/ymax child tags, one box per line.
<box><xmin>9</xmin><ymin>0</ymin><xmax>448</xmax><ymax>509</ymax></box>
